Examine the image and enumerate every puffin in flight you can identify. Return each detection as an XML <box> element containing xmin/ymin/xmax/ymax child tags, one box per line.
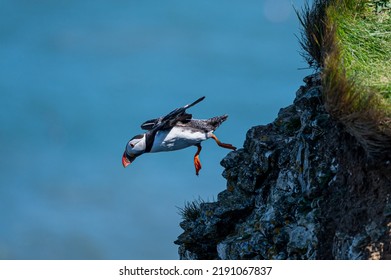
<box><xmin>122</xmin><ymin>96</ymin><xmax>236</xmax><ymax>175</ymax></box>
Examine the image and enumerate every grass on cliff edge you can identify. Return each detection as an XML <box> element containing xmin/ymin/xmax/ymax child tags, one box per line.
<box><xmin>330</xmin><ymin>0</ymin><xmax>391</xmax><ymax>101</ymax></box>
<box><xmin>297</xmin><ymin>0</ymin><xmax>391</xmax><ymax>156</ymax></box>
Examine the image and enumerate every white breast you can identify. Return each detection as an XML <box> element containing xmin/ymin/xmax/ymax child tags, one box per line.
<box><xmin>150</xmin><ymin>126</ymin><xmax>208</xmax><ymax>153</ymax></box>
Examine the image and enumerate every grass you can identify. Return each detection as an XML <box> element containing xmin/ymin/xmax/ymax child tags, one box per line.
<box><xmin>177</xmin><ymin>198</ymin><xmax>204</xmax><ymax>221</ymax></box>
<box><xmin>297</xmin><ymin>0</ymin><xmax>391</xmax><ymax>157</ymax></box>
<box><xmin>330</xmin><ymin>0</ymin><xmax>391</xmax><ymax>101</ymax></box>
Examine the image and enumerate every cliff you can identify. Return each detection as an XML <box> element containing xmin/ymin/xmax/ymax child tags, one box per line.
<box><xmin>175</xmin><ymin>74</ymin><xmax>391</xmax><ymax>259</ymax></box>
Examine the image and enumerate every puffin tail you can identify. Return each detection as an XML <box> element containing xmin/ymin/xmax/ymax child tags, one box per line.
<box><xmin>208</xmin><ymin>115</ymin><xmax>229</xmax><ymax>130</ymax></box>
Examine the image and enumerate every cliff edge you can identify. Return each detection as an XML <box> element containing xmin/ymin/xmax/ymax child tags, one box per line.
<box><xmin>175</xmin><ymin>74</ymin><xmax>391</xmax><ymax>259</ymax></box>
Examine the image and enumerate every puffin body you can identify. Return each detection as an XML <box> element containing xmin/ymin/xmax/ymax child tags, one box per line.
<box><xmin>150</xmin><ymin>126</ymin><xmax>207</xmax><ymax>152</ymax></box>
<box><xmin>122</xmin><ymin>96</ymin><xmax>236</xmax><ymax>175</ymax></box>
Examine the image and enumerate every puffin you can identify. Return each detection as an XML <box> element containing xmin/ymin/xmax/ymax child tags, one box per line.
<box><xmin>122</xmin><ymin>96</ymin><xmax>236</xmax><ymax>175</ymax></box>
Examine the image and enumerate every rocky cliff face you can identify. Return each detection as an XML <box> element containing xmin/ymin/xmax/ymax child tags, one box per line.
<box><xmin>175</xmin><ymin>74</ymin><xmax>391</xmax><ymax>260</ymax></box>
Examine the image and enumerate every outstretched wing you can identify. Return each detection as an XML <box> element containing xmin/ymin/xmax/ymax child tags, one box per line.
<box><xmin>140</xmin><ymin>96</ymin><xmax>205</xmax><ymax>131</ymax></box>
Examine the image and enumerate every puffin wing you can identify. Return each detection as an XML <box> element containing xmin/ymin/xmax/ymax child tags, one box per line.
<box><xmin>140</xmin><ymin>118</ymin><xmax>161</xmax><ymax>130</ymax></box>
<box><xmin>141</xmin><ymin>96</ymin><xmax>205</xmax><ymax>131</ymax></box>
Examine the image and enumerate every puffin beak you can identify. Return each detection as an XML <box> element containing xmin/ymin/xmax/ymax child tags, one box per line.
<box><xmin>122</xmin><ymin>152</ymin><xmax>136</xmax><ymax>168</ymax></box>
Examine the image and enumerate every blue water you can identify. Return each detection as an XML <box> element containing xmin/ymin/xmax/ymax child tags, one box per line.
<box><xmin>0</xmin><ymin>0</ymin><xmax>311</xmax><ymax>259</ymax></box>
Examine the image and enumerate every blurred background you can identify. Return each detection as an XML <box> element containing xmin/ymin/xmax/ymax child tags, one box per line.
<box><xmin>0</xmin><ymin>0</ymin><xmax>311</xmax><ymax>259</ymax></box>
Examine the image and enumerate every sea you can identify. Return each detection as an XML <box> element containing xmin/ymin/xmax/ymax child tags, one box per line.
<box><xmin>0</xmin><ymin>0</ymin><xmax>311</xmax><ymax>259</ymax></box>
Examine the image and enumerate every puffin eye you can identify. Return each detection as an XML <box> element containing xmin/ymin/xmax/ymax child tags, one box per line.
<box><xmin>130</xmin><ymin>143</ymin><xmax>135</xmax><ymax>148</ymax></box>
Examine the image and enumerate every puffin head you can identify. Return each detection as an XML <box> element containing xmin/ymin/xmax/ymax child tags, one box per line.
<box><xmin>122</xmin><ymin>134</ymin><xmax>146</xmax><ymax>168</ymax></box>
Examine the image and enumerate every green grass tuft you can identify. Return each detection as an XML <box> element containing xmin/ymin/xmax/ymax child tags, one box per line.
<box><xmin>297</xmin><ymin>0</ymin><xmax>391</xmax><ymax>157</ymax></box>
<box><xmin>330</xmin><ymin>0</ymin><xmax>391</xmax><ymax>102</ymax></box>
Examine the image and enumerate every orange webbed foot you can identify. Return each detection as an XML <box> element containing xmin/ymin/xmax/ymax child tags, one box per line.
<box><xmin>194</xmin><ymin>144</ymin><xmax>202</xmax><ymax>176</ymax></box>
<box><xmin>194</xmin><ymin>155</ymin><xmax>202</xmax><ymax>176</ymax></box>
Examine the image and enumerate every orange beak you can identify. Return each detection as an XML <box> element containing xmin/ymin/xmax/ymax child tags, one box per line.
<box><xmin>122</xmin><ymin>152</ymin><xmax>136</xmax><ymax>168</ymax></box>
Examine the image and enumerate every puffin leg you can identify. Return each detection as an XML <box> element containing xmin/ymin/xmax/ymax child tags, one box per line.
<box><xmin>211</xmin><ymin>134</ymin><xmax>237</xmax><ymax>150</ymax></box>
<box><xmin>194</xmin><ymin>143</ymin><xmax>202</xmax><ymax>176</ymax></box>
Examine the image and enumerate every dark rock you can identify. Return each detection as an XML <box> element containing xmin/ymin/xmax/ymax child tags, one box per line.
<box><xmin>175</xmin><ymin>74</ymin><xmax>391</xmax><ymax>260</ymax></box>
